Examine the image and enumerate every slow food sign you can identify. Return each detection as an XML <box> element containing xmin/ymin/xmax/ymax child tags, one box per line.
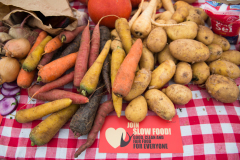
<box><xmin>99</xmin><ymin>115</ymin><xmax>183</xmax><ymax>153</ymax></box>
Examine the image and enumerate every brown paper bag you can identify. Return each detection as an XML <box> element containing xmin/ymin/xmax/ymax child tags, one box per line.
<box><xmin>0</xmin><ymin>0</ymin><xmax>78</xmax><ymax>35</ymax></box>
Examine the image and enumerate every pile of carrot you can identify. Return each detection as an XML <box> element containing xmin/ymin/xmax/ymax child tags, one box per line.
<box><xmin>10</xmin><ymin>3</ymin><xmax>153</xmax><ymax>158</ymax></box>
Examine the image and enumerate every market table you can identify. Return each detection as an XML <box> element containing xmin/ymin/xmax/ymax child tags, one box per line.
<box><xmin>1</xmin><ymin>0</ymin><xmax>240</xmax><ymax>159</ymax></box>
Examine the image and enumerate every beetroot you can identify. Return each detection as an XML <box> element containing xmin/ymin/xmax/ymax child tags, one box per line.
<box><xmin>8</xmin><ymin>15</ymin><xmax>39</xmax><ymax>45</ymax></box>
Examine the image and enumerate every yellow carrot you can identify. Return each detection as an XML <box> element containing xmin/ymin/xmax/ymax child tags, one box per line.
<box><xmin>80</xmin><ymin>40</ymin><xmax>111</xmax><ymax>96</ymax></box>
<box><xmin>30</xmin><ymin>104</ymin><xmax>79</xmax><ymax>146</ymax></box>
<box><xmin>22</xmin><ymin>36</ymin><xmax>52</xmax><ymax>72</ymax></box>
<box><xmin>15</xmin><ymin>98</ymin><xmax>72</xmax><ymax>123</ymax></box>
<box><xmin>115</xmin><ymin>18</ymin><xmax>132</xmax><ymax>54</ymax></box>
<box><xmin>111</xmin><ymin>47</ymin><xmax>126</xmax><ymax>117</ymax></box>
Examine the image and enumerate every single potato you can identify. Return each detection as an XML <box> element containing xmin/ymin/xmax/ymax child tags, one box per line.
<box><xmin>211</xmin><ymin>34</ymin><xmax>230</xmax><ymax>51</ymax></box>
<box><xmin>125</xmin><ymin>96</ymin><xmax>148</xmax><ymax>123</ymax></box>
<box><xmin>171</xmin><ymin>7</ymin><xmax>189</xmax><ymax>23</ymax></box>
<box><xmin>145</xmin><ymin>89</ymin><xmax>175</xmax><ymax>120</ymax></box>
<box><xmin>196</xmin><ymin>25</ymin><xmax>214</xmax><ymax>45</ymax></box>
<box><xmin>205</xmin><ymin>74</ymin><xmax>239</xmax><ymax>103</ymax></box>
<box><xmin>174</xmin><ymin>1</ymin><xmax>192</xmax><ymax>10</ymax></box>
<box><xmin>169</xmin><ymin>39</ymin><xmax>210</xmax><ymax>63</ymax></box>
<box><xmin>159</xmin><ymin>11</ymin><xmax>173</xmax><ymax>21</ymax></box>
<box><xmin>194</xmin><ymin>7</ymin><xmax>208</xmax><ymax>21</ymax></box>
<box><xmin>149</xmin><ymin>59</ymin><xmax>176</xmax><ymax>89</ymax></box>
<box><xmin>139</xmin><ymin>47</ymin><xmax>155</xmax><ymax>71</ymax></box>
<box><xmin>158</xmin><ymin>44</ymin><xmax>178</xmax><ymax>64</ymax></box>
<box><xmin>205</xmin><ymin>44</ymin><xmax>223</xmax><ymax>62</ymax></box>
<box><xmin>220</xmin><ymin>50</ymin><xmax>240</xmax><ymax>65</ymax></box>
<box><xmin>111</xmin><ymin>37</ymin><xmax>122</xmax><ymax>51</ymax></box>
<box><xmin>147</xmin><ymin>27</ymin><xmax>167</xmax><ymax>53</ymax></box>
<box><xmin>174</xmin><ymin>62</ymin><xmax>192</xmax><ymax>85</ymax></box>
<box><xmin>186</xmin><ymin>8</ymin><xmax>205</xmax><ymax>25</ymax></box>
<box><xmin>124</xmin><ymin>68</ymin><xmax>151</xmax><ymax>101</ymax></box>
<box><xmin>209</xmin><ymin>60</ymin><xmax>240</xmax><ymax>80</ymax></box>
<box><xmin>174</xmin><ymin>0</ymin><xmax>197</xmax><ymax>4</ymax></box>
<box><xmin>164</xmin><ymin>84</ymin><xmax>192</xmax><ymax>105</ymax></box>
<box><xmin>192</xmin><ymin>62</ymin><xmax>210</xmax><ymax>84</ymax></box>
<box><xmin>166</xmin><ymin>21</ymin><xmax>198</xmax><ymax>40</ymax></box>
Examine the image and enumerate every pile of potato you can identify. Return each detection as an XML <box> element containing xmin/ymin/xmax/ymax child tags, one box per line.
<box><xmin>113</xmin><ymin>1</ymin><xmax>240</xmax><ymax>123</ymax></box>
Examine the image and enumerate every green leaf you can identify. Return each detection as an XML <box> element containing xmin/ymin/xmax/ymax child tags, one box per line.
<box><xmin>16</xmin><ymin>92</ymin><xmax>20</xmax><ymax>95</ymax></box>
<box><xmin>11</xmin><ymin>102</ymin><xmax>16</xmax><ymax>106</ymax></box>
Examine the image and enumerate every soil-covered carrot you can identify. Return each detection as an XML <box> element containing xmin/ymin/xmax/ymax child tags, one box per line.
<box><xmin>115</xmin><ymin>18</ymin><xmax>132</xmax><ymax>54</ymax></box>
<box><xmin>30</xmin><ymin>104</ymin><xmax>79</xmax><ymax>146</ymax></box>
<box><xmin>74</xmin><ymin>23</ymin><xmax>90</xmax><ymax>87</ymax></box>
<box><xmin>60</xmin><ymin>31</ymin><xmax>83</xmax><ymax>57</ymax></box>
<box><xmin>70</xmin><ymin>81</ymin><xmax>104</xmax><ymax>137</ymax></box>
<box><xmin>111</xmin><ymin>48</ymin><xmax>126</xmax><ymax>117</ymax></box>
<box><xmin>15</xmin><ymin>98</ymin><xmax>72</xmax><ymax>123</ymax></box>
<box><xmin>79</xmin><ymin>40</ymin><xmax>111</xmax><ymax>96</ymax></box>
<box><xmin>28</xmin><ymin>85</ymin><xmax>89</xmax><ymax>104</ymax></box>
<box><xmin>59</xmin><ymin>26</ymin><xmax>86</xmax><ymax>43</ymax></box>
<box><xmin>31</xmin><ymin>71</ymin><xmax>74</xmax><ymax>98</ymax></box>
<box><xmin>37</xmin><ymin>50</ymin><xmax>57</xmax><ymax>69</ymax></box>
<box><xmin>37</xmin><ymin>52</ymin><xmax>77</xmax><ymax>83</ymax></box>
<box><xmin>99</xmin><ymin>26</ymin><xmax>111</xmax><ymax>93</ymax></box>
<box><xmin>74</xmin><ymin>100</ymin><xmax>114</xmax><ymax>158</ymax></box>
<box><xmin>88</xmin><ymin>23</ymin><xmax>100</xmax><ymax>68</ymax></box>
<box><xmin>44</xmin><ymin>36</ymin><xmax>63</xmax><ymax>54</ymax></box>
<box><xmin>112</xmin><ymin>39</ymin><xmax>143</xmax><ymax>97</ymax></box>
<box><xmin>22</xmin><ymin>36</ymin><xmax>52</xmax><ymax>72</ymax></box>
<box><xmin>102</xmin><ymin>54</ymin><xmax>111</xmax><ymax>93</ymax></box>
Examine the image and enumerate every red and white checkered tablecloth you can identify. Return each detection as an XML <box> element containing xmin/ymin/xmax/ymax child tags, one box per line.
<box><xmin>1</xmin><ymin>0</ymin><xmax>240</xmax><ymax>159</ymax></box>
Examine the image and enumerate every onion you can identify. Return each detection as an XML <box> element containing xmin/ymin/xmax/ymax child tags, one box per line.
<box><xmin>4</xmin><ymin>38</ymin><xmax>31</xmax><ymax>59</ymax></box>
<box><xmin>0</xmin><ymin>57</ymin><xmax>20</xmax><ymax>85</ymax></box>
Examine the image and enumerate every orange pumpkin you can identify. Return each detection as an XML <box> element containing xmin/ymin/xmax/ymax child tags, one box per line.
<box><xmin>88</xmin><ymin>0</ymin><xmax>132</xmax><ymax>28</ymax></box>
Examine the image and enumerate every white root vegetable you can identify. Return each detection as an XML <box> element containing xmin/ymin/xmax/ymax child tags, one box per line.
<box><xmin>129</xmin><ymin>0</ymin><xmax>145</xmax><ymax>28</ymax></box>
<box><xmin>142</xmin><ymin>2</ymin><xmax>150</xmax><ymax>11</ymax></box>
<box><xmin>162</xmin><ymin>0</ymin><xmax>175</xmax><ymax>13</ymax></box>
<box><xmin>0</xmin><ymin>57</ymin><xmax>20</xmax><ymax>85</ymax></box>
<box><xmin>4</xmin><ymin>38</ymin><xmax>31</xmax><ymax>59</ymax></box>
<box><xmin>131</xmin><ymin>0</ymin><xmax>158</xmax><ymax>38</ymax></box>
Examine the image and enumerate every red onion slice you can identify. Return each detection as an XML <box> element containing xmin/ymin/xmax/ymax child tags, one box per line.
<box><xmin>1</xmin><ymin>87</ymin><xmax>21</xmax><ymax>97</ymax></box>
<box><xmin>0</xmin><ymin>97</ymin><xmax>17</xmax><ymax>116</ymax></box>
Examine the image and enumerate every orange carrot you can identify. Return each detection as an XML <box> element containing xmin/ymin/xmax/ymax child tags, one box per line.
<box><xmin>44</xmin><ymin>36</ymin><xmax>63</xmax><ymax>54</ymax></box>
<box><xmin>88</xmin><ymin>22</ymin><xmax>100</xmax><ymax>68</ymax></box>
<box><xmin>59</xmin><ymin>26</ymin><xmax>86</xmax><ymax>43</ymax></box>
<box><xmin>37</xmin><ymin>52</ymin><xmax>78</xmax><ymax>83</ymax></box>
<box><xmin>30</xmin><ymin>31</ymin><xmax>48</xmax><ymax>53</ymax></box>
<box><xmin>112</xmin><ymin>39</ymin><xmax>143</xmax><ymax>97</ymax></box>
<box><xmin>73</xmin><ymin>22</ymin><xmax>90</xmax><ymax>87</ymax></box>
<box><xmin>17</xmin><ymin>31</ymin><xmax>48</xmax><ymax>88</ymax></box>
<box><xmin>17</xmin><ymin>69</ymin><xmax>37</xmax><ymax>89</ymax></box>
